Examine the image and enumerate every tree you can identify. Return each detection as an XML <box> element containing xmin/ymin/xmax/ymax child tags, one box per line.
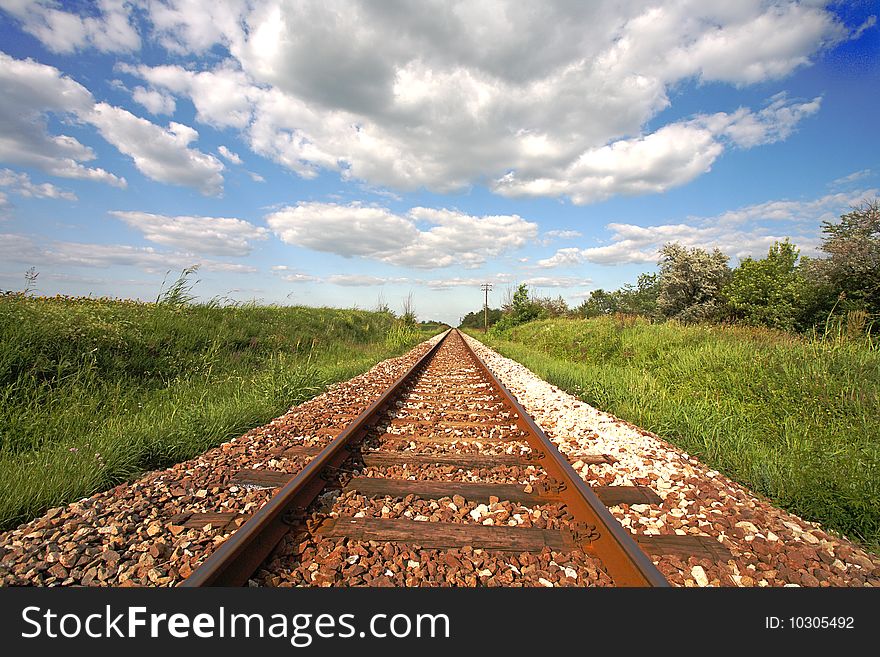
<box><xmin>575</xmin><ymin>288</ymin><xmax>617</xmax><ymax>318</ymax></box>
<box><xmin>810</xmin><ymin>199</ymin><xmax>880</xmax><ymax>316</ymax></box>
<box><xmin>657</xmin><ymin>243</ymin><xmax>731</xmax><ymax>323</ymax></box>
<box><xmin>459</xmin><ymin>307</ymin><xmax>502</xmax><ymax>329</ymax></box>
<box><xmin>575</xmin><ymin>274</ymin><xmax>659</xmax><ymax>319</ymax></box>
<box><xmin>724</xmin><ymin>240</ymin><xmax>805</xmax><ymax>331</ymax></box>
<box><xmin>493</xmin><ymin>284</ymin><xmax>546</xmax><ymax>331</ymax></box>
<box><xmin>616</xmin><ymin>273</ymin><xmax>659</xmax><ymax>317</ymax></box>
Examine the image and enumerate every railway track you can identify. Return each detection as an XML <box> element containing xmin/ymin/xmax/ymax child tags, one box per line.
<box><xmin>3</xmin><ymin>329</ymin><xmax>878</xmax><ymax>588</ymax></box>
<box><xmin>177</xmin><ymin>329</ymin><xmax>699</xmax><ymax>587</ymax></box>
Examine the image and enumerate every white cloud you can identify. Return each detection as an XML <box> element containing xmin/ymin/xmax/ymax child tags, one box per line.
<box><xmin>87</xmin><ymin>103</ymin><xmax>225</xmax><ymax>195</ymax></box>
<box><xmin>0</xmin><ymin>53</ymin><xmax>229</xmax><ymax>195</ymax></box>
<box><xmin>830</xmin><ymin>169</ymin><xmax>873</xmax><ymax>187</ymax></box>
<box><xmin>144</xmin><ymin>0</ymin><xmax>247</xmax><ymax>54</ymax></box>
<box><xmin>109</xmin><ymin>211</ymin><xmax>268</xmax><ymax>255</ymax></box>
<box><xmin>217</xmin><ymin>145</ymin><xmax>243</xmax><ymax>165</ymax></box>
<box><xmin>327</xmin><ymin>274</ymin><xmax>392</xmax><ymax>287</ymax></box>
<box><xmin>0</xmin><ymin>0</ymin><xmax>140</xmax><ymax>53</ymax></box>
<box><xmin>132</xmin><ymin>86</ymin><xmax>177</xmax><ymax>115</ymax></box>
<box><xmin>270</xmin><ymin>267</ymin><xmax>319</xmax><ymax>283</ymax></box>
<box><xmin>538</xmin><ymin>188</ymin><xmax>878</xmax><ymax>267</ymax></box>
<box><xmin>0</xmin><ymin>232</ymin><xmax>257</xmax><ymax>274</ymax></box>
<box><xmin>0</xmin><ymin>52</ymin><xmax>126</xmax><ymax>187</ymax></box>
<box><xmin>701</xmin><ymin>93</ymin><xmax>822</xmax><ymax>148</ymax></box>
<box><xmin>0</xmin><ymin>168</ymin><xmax>77</xmax><ymax>201</ymax></box>
<box><xmin>124</xmin><ymin>62</ymin><xmax>258</xmax><ymax>129</ymax></box>
<box><xmin>542</xmin><ymin>229</ymin><xmax>582</xmax><ymax>245</ymax></box>
<box><xmin>494</xmin><ymin>95</ymin><xmax>821</xmax><ymax>204</ymax></box>
<box><xmin>266</xmin><ymin>202</ymin><xmax>537</xmax><ymax>269</ymax></box>
<box><xmin>394</xmin><ymin>208</ymin><xmax>538</xmax><ymax>268</ymax></box>
<box><xmin>522</xmin><ymin>276</ymin><xmax>592</xmax><ymax>288</ymax></box>
<box><xmin>422</xmin><ymin>273</ymin><xmax>514</xmax><ymax>290</ymax></box>
<box><xmin>118</xmin><ymin>1</ymin><xmax>855</xmax><ymax>203</ymax></box>
<box><xmin>248</xmin><ymin>171</ymin><xmax>265</xmax><ymax>182</ymax></box>
<box><xmin>281</xmin><ymin>272</ymin><xmax>318</xmax><ymax>283</ymax></box>
<box><xmin>267</xmin><ymin>202</ymin><xmax>417</xmax><ymax>258</ymax></box>
<box><xmin>537</xmin><ymin>248</ymin><xmax>588</xmax><ymax>269</ymax></box>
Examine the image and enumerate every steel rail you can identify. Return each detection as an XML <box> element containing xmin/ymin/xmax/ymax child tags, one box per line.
<box><xmin>457</xmin><ymin>329</ymin><xmax>669</xmax><ymax>587</ymax></box>
<box><xmin>181</xmin><ymin>329</ymin><xmax>452</xmax><ymax>587</ymax></box>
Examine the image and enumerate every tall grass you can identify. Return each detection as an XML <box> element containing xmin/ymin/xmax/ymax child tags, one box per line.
<box><xmin>471</xmin><ymin>316</ymin><xmax>880</xmax><ymax>550</ymax></box>
<box><xmin>0</xmin><ymin>293</ymin><xmax>435</xmax><ymax>529</ymax></box>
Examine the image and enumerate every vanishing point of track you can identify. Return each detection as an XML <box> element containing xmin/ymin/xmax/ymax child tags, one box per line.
<box><xmin>180</xmin><ymin>329</ymin><xmax>670</xmax><ymax>587</ymax></box>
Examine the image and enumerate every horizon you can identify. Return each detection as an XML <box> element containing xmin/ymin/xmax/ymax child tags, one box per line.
<box><xmin>0</xmin><ymin>1</ymin><xmax>877</xmax><ymax>326</ymax></box>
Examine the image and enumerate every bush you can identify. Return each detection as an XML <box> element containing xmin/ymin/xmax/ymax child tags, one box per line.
<box><xmin>657</xmin><ymin>243</ymin><xmax>731</xmax><ymax>323</ymax></box>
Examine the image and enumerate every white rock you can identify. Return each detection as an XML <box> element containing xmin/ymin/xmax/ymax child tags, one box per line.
<box><xmin>538</xmin><ymin>577</ymin><xmax>554</xmax><ymax>587</ymax></box>
<box><xmin>691</xmin><ymin>565</ymin><xmax>709</xmax><ymax>587</ymax></box>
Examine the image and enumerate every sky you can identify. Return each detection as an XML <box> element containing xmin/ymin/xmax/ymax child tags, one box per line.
<box><xmin>0</xmin><ymin>1</ymin><xmax>877</xmax><ymax>325</ymax></box>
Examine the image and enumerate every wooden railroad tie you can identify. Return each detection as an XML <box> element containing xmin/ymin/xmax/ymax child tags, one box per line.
<box><xmin>227</xmin><ymin>472</ymin><xmax>661</xmax><ymax>507</ymax></box>
<box><xmin>169</xmin><ymin>512</ymin><xmax>731</xmax><ymax>562</ymax></box>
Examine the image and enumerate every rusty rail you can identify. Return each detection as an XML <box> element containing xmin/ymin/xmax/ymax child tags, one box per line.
<box><xmin>181</xmin><ymin>329</ymin><xmax>451</xmax><ymax>586</ymax></box>
<box><xmin>182</xmin><ymin>327</ymin><xmax>668</xmax><ymax>587</ymax></box>
<box><xmin>458</xmin><ymin>330</ymin><xmax>669</xmax><ymax>587</ymax></box>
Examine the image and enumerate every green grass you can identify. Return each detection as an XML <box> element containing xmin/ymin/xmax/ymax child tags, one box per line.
<box><xmin>470</xmin><ymin>316</ymin><xmax>880</xmax><ymax>551</ymax></box>
<box><xmin>0</xmin><ymin>293</ymin><xmax>437</xmax><ymax>530</ymax></box>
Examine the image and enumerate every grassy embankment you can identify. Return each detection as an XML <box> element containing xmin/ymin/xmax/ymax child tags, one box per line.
<box><xmin>0</xmin><ymin>294</ymin><xmax>438</xmax><ymax>530</ymax></box>
<box><xmin>469</xmin><ymin>316</ymin><xmax>880</xmax><ymax>550</ymax></box>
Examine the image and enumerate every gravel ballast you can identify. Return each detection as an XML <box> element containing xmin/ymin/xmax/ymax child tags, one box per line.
<box><xmin>461</xmin><ymin>333</ymin><xmax>880</xmax><ymax>587</ymax></box>
<box><xmin>1</xmin><ymin>332</ymin><xmax>877</xmax><ymax>587</ymax></box>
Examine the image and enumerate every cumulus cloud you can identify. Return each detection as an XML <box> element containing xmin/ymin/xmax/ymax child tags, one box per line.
<box><xmin>701</xmin><ymin>93</ymin><xmax>822</xmax><ymax>148</ymax></box>
<box><xmin>109</xmin><ymin>211</ymin><xmax>268</xmax><ymax>255</ymax></box>
<box><xmin>0</xmin><ymin>52</ymin><xmax>126</xmax><ymax>187</ymax></box>
<box><xmin>0</xmin><ymin>232</ymin><xmax>257</xmax><ymax>274</ymax></box>
<box><xmin>541</xmin><ymin>230</ymin><xmax>582</xmax><ymax>245</ymax></box>
<box><xmin>267</xmin><ymin>203</ymin><xmax>417</xmax><ymax>258</ymax></box>
<box><xmin>0</xmin><ymin>168</ymin><xmax>77</xmax><ymax>201</ymax></box>
<box><xmin>132</xmin><ymin>86</ymin><xmax>177</xmax><ymax>115</ymax></box>
<box><xmin>494</xmin><ymin>95</ymin><xmax>822</xmax><ymax>204</ymax></box>
<box><xmin>217</xmin><ymin>145</ymin><xmax>243</xmax><ymax>165</ymax></box>
<box><xmin>88</xmin><ymin>104</ymin><xmax>224</xmax><ymax>195</ymax></box>
<box><xmin>0</xmin><ymin>52</ymin><xmax>227</xmax><ymax>195</ymax></box>
<box><xmin>123</xmin><ymin>62</ymin><xmax>258</xmax><ymax>129</ymax></box>
<box><xmin>114</xmin><ymin>1</ymin><xmax>859</xmax><ymax>203</ymax></box>
<box><xmin>281</xmin><ymin>272</ymin><xmax>318</xmax><ymax>283</ymax></box>
<box><xmin>522</xmin><ymin>276</ymin><xmax>592</xmax><ymax>288</ymax></box>
<box><xmin>537</xmin><ymin>188</ymin><xmax>878</xmax><ymax>267</ymax></box>
<box><xmin>0</xmin><ymin>0</ymin><xmax>140</xmax><ymax>53</ymax></box>
<box><xmin>266</xmin><ymin>202</ymin><xmax>537</xmax><ymax>269</ymax></box>
<box><xmin>422</xmin><ymin>273</ymin><xmax>515</xmax><ymax>290</ymax></box>
<box><xmin>327</xmin><ymin>274</ymin><xmax>393</xmax><ymax>287</ymax></box>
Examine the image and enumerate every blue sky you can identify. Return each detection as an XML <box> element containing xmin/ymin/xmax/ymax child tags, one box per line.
<box><xmin>0</xmin><ymin>1</ymin><xmax>877</xmax><ymax>325</ymax></box>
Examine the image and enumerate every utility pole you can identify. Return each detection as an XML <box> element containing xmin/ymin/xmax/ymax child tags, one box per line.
<box><xmin>480</xmin><ymin>283</ymin><xmax>493</xmax><ymax>332</ymax></box>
